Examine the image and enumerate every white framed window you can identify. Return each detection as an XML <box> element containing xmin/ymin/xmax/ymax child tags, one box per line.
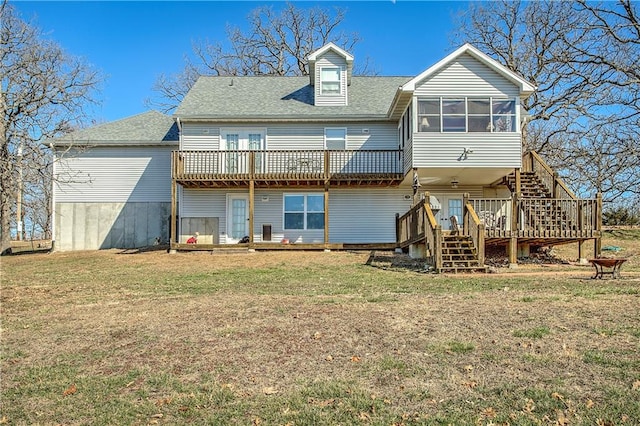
<box><xmin>492</xmin><ymin>99</ymin><xmax>516</xmax><ymax>132</ymax></box>
<box><xmin>284</xmin><ymin>194</ymin><xmax>324</xmax><ymax>230</ymax></box>
<box><xmin>320</xmin><ymin>67</ymin><xmax>341</xmax><ymax>95</ymax></box>
<box><xmin>417</xmin><ymin>99</ymin><xmax>441</xmax><ymax>132</ymax></box>
<box><xmin>417</xmin><ymin>98</ymin><xmax>517</xmax><ymax>133</ymax></box>
<box><xmin>324</xmin><ymin>127</ymin><xmax>347</xmax><ymax>150</ymax></box>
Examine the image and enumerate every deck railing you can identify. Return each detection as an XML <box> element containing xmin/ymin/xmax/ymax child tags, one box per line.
<box><xmin>397</xmin><ymin>197</ymin><xmax>442</xmax><ymax>269</ymax></box>
<box><xmin>469</xmin><ymin>197</ymin><xmax>600</xmax><ymax>238</ymax></box>
<box><xmin>463</xmin><ymin>199</ymin><xmax>485</xmax><ymax>265</ymax></box>
<box><xmin>522</xmin><ymin>151</ymin><xmax>577</xmax><ymax>200</ymax></box>
<box><xmin>173</xmin><ymin>149</ymin><xmax>403</xmax><ymax>181</ymax></box>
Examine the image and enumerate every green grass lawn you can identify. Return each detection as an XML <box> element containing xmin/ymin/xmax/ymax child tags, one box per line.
<box><xmin>2</xmin><ymin>247</ymin><xmax>639</xmax><ymax>425</ymax></box>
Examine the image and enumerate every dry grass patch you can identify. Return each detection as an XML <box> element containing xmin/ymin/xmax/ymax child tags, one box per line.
<box><xmin>2</xmin><ymin>243</ymin><xmax>640</xmax><ymax>424</ymax></box>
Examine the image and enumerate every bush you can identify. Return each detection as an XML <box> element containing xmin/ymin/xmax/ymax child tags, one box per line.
<box><xmin>603</xmin><ymin>207</ymin><xmax>640</xmax><ymax>226</ymax></box>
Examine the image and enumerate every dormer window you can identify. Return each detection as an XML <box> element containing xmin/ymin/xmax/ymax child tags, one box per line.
<box><xmin>320</xmin><ymin>67</ymin><xmax>341</xmax><ymax>95</ymax></box>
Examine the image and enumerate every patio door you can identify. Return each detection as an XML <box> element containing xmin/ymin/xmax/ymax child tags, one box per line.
<box><xmin>433</xmin><ymin>195</ymin><xmax>463</xmax><ymax>231</ymax></box>
<box><xmin>222</xmin><ymin>129</ymin><xmax>264</xmax><ymax>173</ymax></box>
<box><xmin>227</xmin><ymin>194</ymin><xmax>249</xmax><ymax>243</ymax></box>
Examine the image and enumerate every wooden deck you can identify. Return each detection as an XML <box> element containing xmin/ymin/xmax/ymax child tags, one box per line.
<box><xmin>172</xmin><ymin>150</ymin><xmax>405</xmax><ymax>187</ymax></box>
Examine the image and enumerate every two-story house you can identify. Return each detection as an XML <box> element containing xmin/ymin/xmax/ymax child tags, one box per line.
<box><xmin>52</xmin><ymin>43</ymin><xmax>601</xmax><ymax>271</ymax></box>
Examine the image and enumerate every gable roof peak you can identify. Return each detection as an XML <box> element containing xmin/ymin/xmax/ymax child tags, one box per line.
<box><xmin>400</xmin><ymin>43</ymin><xmax>536</xmax><ymax>95</ymax></box>
<box><xmin>307</xmin><ymin>42</ymin><xmax>354</xmax><ymax>62</ymax></box>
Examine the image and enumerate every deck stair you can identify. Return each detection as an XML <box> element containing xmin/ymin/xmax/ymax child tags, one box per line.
<box><xmin>439</xmin><ymin>235</ymin><xmax>486</xmax><ymax>273</ymax></box>
<box><xmin>504</xmin><ymin>172</ymin><xmax>551</xmax><ymax>198</ymax></box>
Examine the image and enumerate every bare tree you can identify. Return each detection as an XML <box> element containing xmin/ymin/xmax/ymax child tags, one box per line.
<box><xmin>148</xmin><ymin>3</ymin><xmax>372</xmax><ymax>112</ymax></box>
<box><xmin>0</xmin><ymin>2</ymin><xmax>100</xmax><ymax>254</ymax></box>
<box><xmin>454</xmin><ymin>0</ymin><xmax>640</xmax><ymax>205</ymax></box>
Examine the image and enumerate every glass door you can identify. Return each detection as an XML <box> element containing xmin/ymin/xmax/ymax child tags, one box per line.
<box><xmin>227</xmin><ymin>195</ymin><xmax>249</xmax><ymax>243</ymax></box>
<box><xmin>432</xmin><ymin>195</ymin><xmax>463</xmax><ymax>231</ymax></box>
<box><xmin>223</xmin><ymin>130</ymin><xmax>264</xmax><ymax>174</ymax></box>
<box><xmin>448</xmin><ymin>198</ymin><xmax>463</xmax><ymax>231</ymax></box>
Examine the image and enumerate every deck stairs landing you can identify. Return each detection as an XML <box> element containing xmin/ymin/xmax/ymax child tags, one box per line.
<box><xmin>439</xmin><ymin>234</ymin><xmax>486</xmax><ymax>273</ymax></box>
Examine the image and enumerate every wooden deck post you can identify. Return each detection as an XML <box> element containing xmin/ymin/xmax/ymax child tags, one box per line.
<box><xmin>170</xmin><ymin>177</ymin><xmax>177</xmax><ymax>251</ymax></box>
<box><xmin>462</xmin><ymin>193</ymin><xmax>469</xmax><ymax>235</ymax></box>
<box><xmin>248</xmin><ymin>180</ymin><xmax>254</xmax><ymax>244</ymax></box>
<box><xmin>509</xmin><ymin>193</ymin><xmax>519</xmax><ymax>268</ymax></box>
<box><xmin>324</xmin><ymin>183</ymin><xmax>330</xmax><ymax>249</ymax></box>
<box><xmin>514</xmin><ymin>168</ymin><xmax>521</xmax><ymax>194</ymax></box>
<box><xmin>595</xmin><ymin>192</ymin><xmax>602</xmax><ymax>258</ymax></box>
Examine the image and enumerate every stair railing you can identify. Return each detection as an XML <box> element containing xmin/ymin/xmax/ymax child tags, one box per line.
<box><xmin>463</xmin><ymin>194</ymin><xmax>485</xmax><ymax>266</ymax></box>
<box><xmin>423</xmin><ymin>195</ymin><xmax>443</xmax><ymax>271</ymax></box>
<box><xmin>522</xmin><ymin>151</ymin><xmax>577</xmax><ymax>200</ymax></box>
<box><xmin>396</xmin><ymin>193</ymin><xmax>442</xmax><ymax>270</ymax></box>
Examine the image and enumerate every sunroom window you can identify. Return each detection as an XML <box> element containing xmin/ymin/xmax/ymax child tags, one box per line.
<box><xmin>417</xmin><ymin>98</ymin><xmax>516</xmax><ymax>133</ymax></box>
<box><xmin>320</xmin><ymin>67</ymin><xmax>341</xmax><ymax>95</ymax></box>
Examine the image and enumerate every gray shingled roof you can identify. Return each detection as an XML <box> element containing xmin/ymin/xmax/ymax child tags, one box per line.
<box><xmin>175</xmin><ymin>76</ymin><xmax>412</xmax><ymax>120</ymax></box>
<box><xmin>52</xmin><ymin>110</ymin><xmax>179</xmax><ymax>145</ymax></box>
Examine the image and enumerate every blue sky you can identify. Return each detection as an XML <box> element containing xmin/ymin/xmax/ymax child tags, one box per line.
<box><xmin>13</xmin><ymin>1</ymin><xmax>469</xmax><ymax>123</ymax></box>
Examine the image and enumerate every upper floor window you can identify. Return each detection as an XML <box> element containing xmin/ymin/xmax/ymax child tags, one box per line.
<box><xmin>418</xmin><ymin>98</ymin><xmax>516</xmax><ymax>133</ymax></box>
<box><xmin>325</xmin><ymin>128</ymin><xmax>346</xmax><ymax>150</ymax></box>
<box><xmin>320</xmin><ymin>67</ymin><xmax>341</xmax><ymax>95</ymax></box>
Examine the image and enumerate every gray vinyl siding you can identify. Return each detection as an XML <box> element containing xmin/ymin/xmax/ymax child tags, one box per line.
<box><xmin>54</xmin><ymin>146</ymin><xmax>173</xmax><ymax>203</ymax></box>
<box><xmin>179</xmin><ymin>123</ymin><xmax>398</xmax><ymax>151</ymax></box>
<box><xmin>414</xmin><ymin>53</ymin><xmax>519</xmax><ymax>98</ymax></box>
<box><xmin>180</xmin><ymin>189</ymin><xmax>230</xmax><ymax>243</ymax></box>
<box><xmin>181</xmin><ymin>124</ymin><xmax>220</xmax><ymax>150</ymax></box>
<box><xmin>329</xmin><ymin>188</ymin><xmax>413</xmax><ymax>243</ymax></box>
<box><xmin>425</xmin><ymin>186</ymin><xmax>484</xmax><ymax>198</ymax></box>
<box><xmin>314</xmin><ymin>51</ymin><xmax>348</xmax><ymax>106</ymax></box>
<box><xmin>179</xmin><ymin>188</ymin><xmax>411</xmax><ymax>244</ymax></box>
<box><xmin>412</xmin><ymin>132</ymin><xmax>521</xmax><ymax>168</ymax></box>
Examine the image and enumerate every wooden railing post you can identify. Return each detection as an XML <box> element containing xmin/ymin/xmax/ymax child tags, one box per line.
<box><xmin>395</xmin><ymin>213</ymin><xmax>400</xmax><ymax>246</ymax></box>
<box><xmin>595</xmin><ymin>192</ymin><xmax>602</xmax><ymax>257</ymax></box>
<box><xmin>324</xmin><ymin>150</ymin><xmax>330</xmax><ymax>180</ymax></box>
<box><xmin>434</xmin><ymin>225</ymin><xmax>443</xmax><ymax>271</ymax></box>
<box><xmin>249</xmin><ymin>151</ymin><xmax>255</xmax><ymax>180</ymax></box>
<box><xmin>463</xmin><ymin>193</ymin><xmax>470</xmax><ymax>235</ymax></box>
<box><xmin>509</xmin><ymin>193</ymin><xmax>520</xmax><ymax>267</ymax></box>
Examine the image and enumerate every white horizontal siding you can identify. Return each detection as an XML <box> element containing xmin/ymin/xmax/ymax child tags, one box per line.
<box><xmin>329</xmin><ymin>188</ymin><xmax>413</xmax><ymax>243</ymax></box>
<box><xmin>181</xmin><ymin>124</ymin><xmax>220</xmax><ymax>150</ymax></box>
<box><xmin>415</xmin><ymin>53</ymin><xmax>519</xmax><ymax>98</ymax></box>
<box><xmin>412</xmin><ymin>133</ymin><xmax>521</xmax><ymax>168</ymax></box>
<box><xmin>54</xmin><ymin>146</ymin><xmax>173</xmax><ymax>203</ymax></box>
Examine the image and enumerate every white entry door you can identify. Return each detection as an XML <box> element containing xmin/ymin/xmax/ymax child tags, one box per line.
<box><xmin>433</xmin><ymin>195</ymin><xmax>463</xmax><ymax>231</ymax></box>
<box><xmin>227</xmin><ymin>195</ymin><xmax>249</xmax><ymax>243</ymax></box>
